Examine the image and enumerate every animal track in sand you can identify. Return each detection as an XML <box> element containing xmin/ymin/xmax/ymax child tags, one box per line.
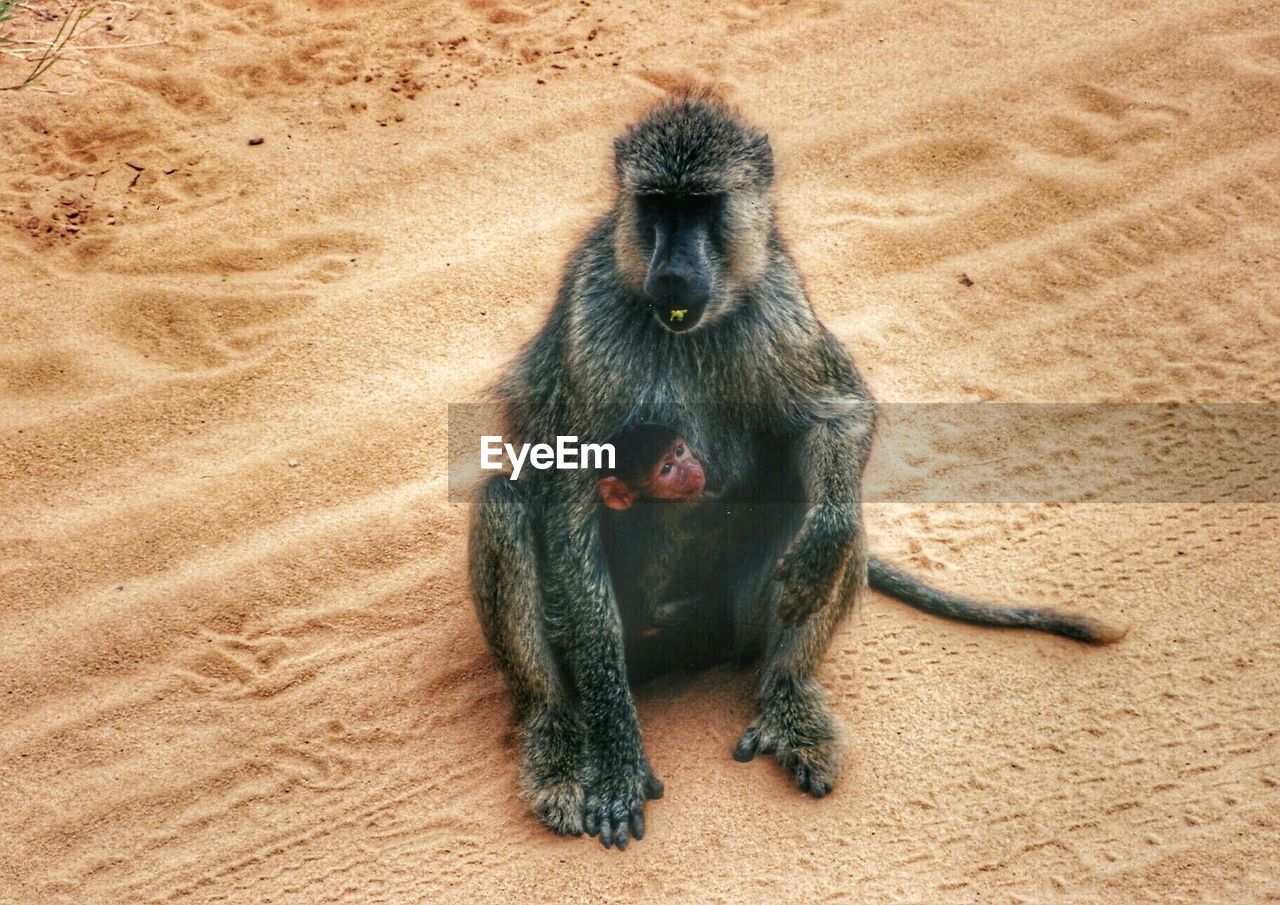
<box><xmin>175</xmin><ymin>627</ymin><xmax>376</xmax><ymax>706</ymax></box>
<box><xmin>816</xmin><ymin>136</ymin><xmax>1013</xmax><ymax>226</ymax></box>
<box><xmin>107</xmin><ymin>288</ymin><xmax>315</xmax><ymax>372</ymax></box>
<box><xmin>1212</xmin><ymin>30</ymin><xmax>1280</xmax><ymax>77</ymax></box>
<box><xmin>92</xmin><ymin>224</ymin><xmax>373</xmax><ymax>276</ymax></box>
<box><xmin>1019</xmin><ymin>83</ymin><xmax>1188</xmax><ymax>163</ymax></box>
<box><xmin>177</xmin><ymin>630</ymin><xmax>295</xmax><ymax>700</ymax></box>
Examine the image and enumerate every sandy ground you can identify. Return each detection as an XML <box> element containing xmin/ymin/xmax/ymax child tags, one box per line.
<box><xmin>2</xmin><ymin>0</ymin><xmax>1279</xmax><ymax>902</ymax></box>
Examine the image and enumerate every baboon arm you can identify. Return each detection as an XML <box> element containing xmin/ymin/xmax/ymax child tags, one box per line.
<box><xmin>540</xmin><ymin>476</ymin><xmax>658</xmax><ymax>844</ymax></box>
<box><xmin>539</xmin><ymin>474</ymin><xmax>643</xmax><ymax>755</ymax></box>
<box><xmin>775</xmin><ymin>404</ymin><xmax>874</xmax><ymax>624</ymax></box>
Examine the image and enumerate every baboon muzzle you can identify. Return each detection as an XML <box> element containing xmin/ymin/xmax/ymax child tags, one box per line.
<box><xmin>644</xmin><ymin>218</ymin><xmax>711</xmax><ymax>333</ymax></box>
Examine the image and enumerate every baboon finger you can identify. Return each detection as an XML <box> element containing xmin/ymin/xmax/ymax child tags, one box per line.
<box><xmin>793</xmin><ymin>763</ymin><xmax>808</xmax><ymax>790</ymax></box>
<box><xmin>807</xmin><ymin>774</ymin><xmax>833</xmax><ymax>797</ymax></box>
<box><xmin>800</xmin><ymin>768</ymin><xmax>832</xmax><ymax>797</ymax></box>
<box><xmin>785</xmin><ymin>748</ymin><xmax>836</xmax><ymax>797</ymax></box>
<box><xmin>584</xmin><ymin>810</ymin><xmax>600</xmax><ymax>837</ymax></box>
<box><xmin>629</xmin><ymin>808</ymin><xmax>645</xmax><ymax>841</ymax></box>
<box><xmin>644</xmin><ymin>773</ymin><xmax>665</xmax><ymax>799</ymax></box>
<box><xmin>598</xmin><ymin>815</ymin><xmax>614</xmax><ymax>848</ymax></box>
<box><xmin>734</xmin><ymin>727</ymin><xmax>760</xmax><ymax>762</ymax></box>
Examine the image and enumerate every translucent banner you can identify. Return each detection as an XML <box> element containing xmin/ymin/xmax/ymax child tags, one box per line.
<box><xmin>447</xmin><ymin>403</ymin><xmax>1280</xmax><ymax>504</ymax></box>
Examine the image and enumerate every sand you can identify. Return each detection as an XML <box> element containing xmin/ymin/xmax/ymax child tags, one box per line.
<box><xmin>2</xmin><ymin>0</ymin><xmax>1278</xmax><ymax>901</ymax></box>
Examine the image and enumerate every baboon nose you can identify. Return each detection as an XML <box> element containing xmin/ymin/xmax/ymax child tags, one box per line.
<box><xmin>648</xmin><ymin>270</ymin><xmax>691</xmax><ymax>304</ymax></box>
<box><xmin>645</xmin><ymin>269</ymin><xmax>709</xmax><ymax>317</ymax></box>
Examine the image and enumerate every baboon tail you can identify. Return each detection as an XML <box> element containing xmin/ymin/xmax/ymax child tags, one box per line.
<box><xmin>867</xmin><ymin>556</ymin><xmax>1127</xmax><ymax>645</ymax></box>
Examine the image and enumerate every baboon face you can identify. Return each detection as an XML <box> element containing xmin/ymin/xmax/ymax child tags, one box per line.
<box><xmin>633</xmin><ymin>193</ymin><xmax>721</xmax><ymax>332</ymax></box>
<box><xmin>613</xmin><ymin>92</ymin><xmax>775</xmax><ymax>334</ymax></box>
<box><xmin>596</xmin><ymin>435</ymin><xmax>706</xmax><ymax>510</ymax></box>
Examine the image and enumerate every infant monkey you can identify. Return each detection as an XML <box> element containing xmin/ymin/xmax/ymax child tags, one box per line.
<box><xmin>596</xmin><ymin>424</ymin><xmax>706</xmax><ymax>511</ymax></box>
<box><xmin>597</xmin><ymin>424</ymin><xmax>723</xmax><ymax>679</ymax></box>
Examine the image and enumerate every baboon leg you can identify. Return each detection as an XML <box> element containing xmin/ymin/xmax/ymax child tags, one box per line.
<box><xmin>470</xmin><ymin>476</ymin><xmax>585</xmax><ymax>835</ymax></box>
<box><xmin>731</xmin><ymin>504</ymin><xmax>861</xmax><ymax>797</ymax></box>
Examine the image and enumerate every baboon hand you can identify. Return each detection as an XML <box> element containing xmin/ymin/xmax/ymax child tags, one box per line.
<box><xmin>582</xmin><ymin>758</ymin><xmax>663</xmax><ymax>850</ymax></box>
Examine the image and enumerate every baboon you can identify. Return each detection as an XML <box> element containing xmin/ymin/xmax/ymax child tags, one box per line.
<box><xmin>596</xmin><ymin>423</ymin><xmax>707</xmax><ymax>510</ymax></box>
<box><xmin>595</xmin><ymin>424</ymin><xmax>727</xmax><ymax>683</ymax></box>
<box><xmin>469</xmin><ymin>89</ymin><xmax>1123</xmax><ymax>850</ymax></box>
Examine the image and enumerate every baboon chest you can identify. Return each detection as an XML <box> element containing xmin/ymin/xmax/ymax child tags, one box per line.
<box><xmin>597</xmin><ymin>344</ymin><xmax>784</xmax><ymax>494</ymax></box>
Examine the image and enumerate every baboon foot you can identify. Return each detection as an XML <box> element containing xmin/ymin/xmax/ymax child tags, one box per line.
<box><xmin>733</xmin><ymin>685</ymin><xmax>841</xmax><ymax>797</ymax></box>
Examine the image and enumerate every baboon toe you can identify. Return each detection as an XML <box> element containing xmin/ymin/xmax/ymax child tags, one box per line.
<box><xmin>585</xmin><ymin>796</ymin><xmax>648</xmax><ymax>850</ymax></box>
<box><xmin>735</xmin><ymin>720</ymin><xmax>789</xmax><ymax>762</ymax></box>
<box><xmin>785</xmin><ymin>744</ymin><xmax>838</xmax><ymax>797</ymax></box>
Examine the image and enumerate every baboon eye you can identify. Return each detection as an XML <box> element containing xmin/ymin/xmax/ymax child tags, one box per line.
<box><xmin>636</xmin><ymin>195</ymin><xmax>664</xmax><ymax>218</ymax></box>
<box><xmin>675</xmin><ymin>444</ymin><xmax>684</xmax><ymax>456</ymax></box>
<box><xmin>637</xmin><ymin>194</ymin><xmax>722</xmax><ymax>215</ymax></box>
<box><xmin>661</xmin><ymin>463</ymin><xmax>673</xmax><ymax>475</ymax></box>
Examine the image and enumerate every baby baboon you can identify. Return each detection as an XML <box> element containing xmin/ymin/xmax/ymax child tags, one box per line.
<box><xmin>596</xmin><ymin>424</ymin><xmax>728</xmax><ymax>682</ymax></box>
<box><xmin>596</xmin><ymin>423</ymin><xmax>707</xmax><ymax>510</ymax></box>
<box><xmin>469</xmin><ymin>89</ymin><xmax>1122</xmax><ymax>850</ymax></box>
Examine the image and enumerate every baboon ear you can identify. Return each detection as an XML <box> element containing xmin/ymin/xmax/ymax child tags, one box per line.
<box><xmin>750</xmin><ymin>134</ymin><xmax>774</xmax><ymax>184</ymax></box>
<box><xmin>597</xmin><ymin>476</ymin><xmax>635</xmax><ymax>510</ymax></box>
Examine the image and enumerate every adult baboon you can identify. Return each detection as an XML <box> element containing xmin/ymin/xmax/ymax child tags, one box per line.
<box><xmin>469</xmin><ymin>89</ymin><xmax>1120</xmax><ymax>850</ymax></box>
